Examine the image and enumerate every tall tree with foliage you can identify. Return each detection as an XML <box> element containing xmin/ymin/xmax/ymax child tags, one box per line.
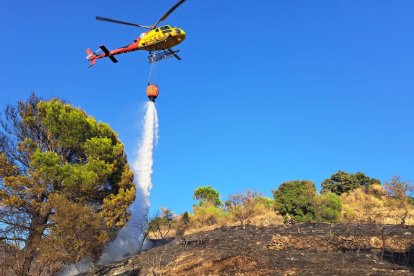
<box><xmin>273</xmin><ymin>180</ymin><xmax>316</xmax><ymax>223</ymax></box>
<box><xmin>193</xmin><ymin>186</ymin><xmax>222</xmax><ymax>207</ymax></box>
<box><xmin>321</xmin><ymin>170</ymin><xmax>380</xmax><ymax>195</ymax></box>
<box><xmin>0</xmin><ymin>95</ymin><xmax>135</xmax><ymax>275</ymax></box>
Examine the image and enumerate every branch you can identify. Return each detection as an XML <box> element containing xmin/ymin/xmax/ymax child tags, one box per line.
<box><xmin>0</xmin><ymin>220</ymin><xmax>30</xmax><ymax>230</ymax></box>
<box><xmin>0</xmin><ymin>236</ymin><xmax>27</xmax><ymax>242</ymax></box>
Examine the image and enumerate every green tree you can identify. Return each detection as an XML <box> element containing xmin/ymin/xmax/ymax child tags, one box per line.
<box><xmin>314</xmin><ymin>192</ymin><xmax>342</xmax><ymax>223</ymax></box>
<box><xmin>273</xmin><ymin>180</ymin><xmax>316</xmax><ymax>223</ymax></box>
<box><xmin>193</xmin><ymin>186</ymin><xmax>222</xmax><ymax>207</ymax></box>
<box><xmin>0</xmin><ymin>95</ymin><xmax>135</xmax><ymax>275</ymax></box>
<box><xmin>321</xmin><ymin>170</ymin><xmax>380</xmax><ymax>195</ymax></box>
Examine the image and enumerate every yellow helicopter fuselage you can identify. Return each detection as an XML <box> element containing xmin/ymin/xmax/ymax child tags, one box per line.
<box><xmin>138</xmin><ymin>25</ymin><xmax>186</xmax><ymax>51</ymax></box>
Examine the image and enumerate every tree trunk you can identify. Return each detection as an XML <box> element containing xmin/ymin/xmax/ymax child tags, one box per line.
<box><xmin>18</xmin><ymin>213</ymin><xmax>49</xmax><ymax>276</ymax></box>
<box><xmin>401</xmin><ymin>206</ymin><xmax>408</xmax><ymax>227</ymax></box>
<box><xmin>20</xmin><ymin>239</ymin><xmax>37</xmax><ymax>276</ymax></box>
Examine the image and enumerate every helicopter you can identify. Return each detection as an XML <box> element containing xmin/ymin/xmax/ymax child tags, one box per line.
<box><xmin>86</xmin><ymin>0</ymin><xmax>186</xmax><ymax>67</ymax></box>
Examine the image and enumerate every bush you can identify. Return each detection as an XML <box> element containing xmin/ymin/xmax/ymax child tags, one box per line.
<box><xmin>409</xmin><ymin>197</ymin><xmax>414</xmax><ymax>207</ymax></box>
<box><xmin>341</xmin><ymin>207</ymin><xmax>357</xmax><ymax>223</ymax></box>
<box><xmin>256</xmin><ymin>196</ymin><xmax>274</xmax><ymax>209</ymax></box>
<box><xmin>181</xmin><ymin>211</ymin><xmax>191</xmax><ymax>225</ymax></box>
<box><xmin>225</xmin><ymin>190</ymin><xmax>261</xmax><ymax>227</ymax></box>
<box><xmin>314</xmin><ymin>192</ymin><xmax>342</xmax><ymax>223</ymax></box>
<box><xmin>321</xmin><ymin>171</ymin><xmax>380</xmax><ymax>195</ymax></box>
<box><xmin>341</xmin><ymin>187</ymin><xmax>386</xmax><ymax>224</ymax></box>
<box><xmin>384</xmin><ymin>176</ymin><xmax>414</xmax><ymax>226</ymax></box>
<box><xmin>175</xmin><ymin>211</ymin><xmax>191</xmax><ymax>238</ymax></box>
<box><xmin>148</xmin><ymin>208</ymin><xmax>175</xmax><ymax>239</ymax></box>
<box><xmin>192</xmin><ymin>205</ymin><xmax>226</xmax><ymax>226</ymax></box>
<box><xmin>193</xmin><ymin>186</ymin><xmax>222</xmax><ymax>207</ymax></box>
<box><xmin>273</xmin><ymin>180</ymin><xmax>316</xmax><ymax>223</ymax></box>
<box><xmin>367</xmin><ymin>184</ymin><xmax>386</xmax><ymax>198</ymax></box>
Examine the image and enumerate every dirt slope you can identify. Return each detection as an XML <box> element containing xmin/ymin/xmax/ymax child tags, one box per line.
<box><xmin>93</xmin><ymin>223</ymin><xmax>414</xmax><ymax>275</ymax></box>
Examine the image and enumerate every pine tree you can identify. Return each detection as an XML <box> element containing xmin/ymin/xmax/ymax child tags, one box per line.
<box><xmin>0</xmin><ymin>94</ymin><xmax>135</xmax><ymax>275</ymax></box>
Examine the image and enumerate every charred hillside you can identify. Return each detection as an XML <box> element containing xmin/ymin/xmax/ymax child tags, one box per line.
<box><xmin>93</xmin><ymin>223</ymin><xmax>414</xmax><ymax>275</ymax></box>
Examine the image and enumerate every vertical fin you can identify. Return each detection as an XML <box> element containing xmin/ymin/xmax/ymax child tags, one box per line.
<box><xmin>86</xmin><ymin>48</ymin><xmax>97</xmax><ymax>67</ymax></box>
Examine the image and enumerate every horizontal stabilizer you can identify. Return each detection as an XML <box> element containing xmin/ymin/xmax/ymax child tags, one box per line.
<box><xmin>108</xmin><ymin>55</ymin><xmax>118</xmax><ymax>63</ymax></box>
<box><xmin>99</xmin><ymin>45</ymin><xmax>118</xmax><ymax>63</ymax></box>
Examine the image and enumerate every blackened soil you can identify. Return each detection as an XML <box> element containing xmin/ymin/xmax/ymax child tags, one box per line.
<box><xmin>94</xmin><ymin>223</ymin><xmax>414</xmax><ymax>275</ymax></box>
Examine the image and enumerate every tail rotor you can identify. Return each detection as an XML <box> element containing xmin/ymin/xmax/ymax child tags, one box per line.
<box><xmin>86</xmin><ymin>48</ymin><xmax>98</xmax><ymax>67</ymax></box>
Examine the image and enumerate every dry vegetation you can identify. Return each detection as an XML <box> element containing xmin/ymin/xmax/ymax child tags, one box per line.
<box><xmin>341</xmin><ymin>184</ymin><xmax>414</xmax><ymax>225</ymax></box>
<box><xmin>173</xmin><ymin>188</ymin><xmax>413</xmax><ymax>240</ymax></box>
<box><xmin>143</xmin><ymin>183</ymin><xmax>414</xmax><ymax>245</ymax></box>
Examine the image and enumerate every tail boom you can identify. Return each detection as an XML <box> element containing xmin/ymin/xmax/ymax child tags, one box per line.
<box><xmin>86</xmin><ymin>43</ymin><xmax>141</xmax><ymax>67</ymax></box>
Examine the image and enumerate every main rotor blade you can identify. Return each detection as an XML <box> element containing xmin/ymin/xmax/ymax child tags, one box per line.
<box><xmin>153</xmin><ymin>0</ymin><xmax>186</xmax><ymax>28</ymax></box>
<box><xmin>96</xmin><ymin>16</ymin><xmax>151</xmax><ymax>29</ymax></box>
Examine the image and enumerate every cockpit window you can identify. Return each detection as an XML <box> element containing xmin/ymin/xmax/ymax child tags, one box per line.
<box><xmin>160</xmin><ymin>26</ymin><xmax>171</xmax><ymax>30</ymax></box>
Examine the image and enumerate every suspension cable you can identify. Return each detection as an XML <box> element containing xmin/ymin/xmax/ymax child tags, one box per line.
<box><xmin>147</xmin><ymin>52</ymin><xmax>158</xmax><ymax>85</ymax></box>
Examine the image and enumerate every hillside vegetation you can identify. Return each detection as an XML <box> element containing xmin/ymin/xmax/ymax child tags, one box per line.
<box><xmin>145</xmin><ymin>173</ymin><xmax>413</xmax><ymax>241</ymax></box>
<box><xmin>103</xmin><ymin>173</ymin><xmax>414</xmax><ymax>275</ymax></box>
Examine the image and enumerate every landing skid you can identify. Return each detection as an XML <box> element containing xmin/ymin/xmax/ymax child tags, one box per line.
<box><xmin>148</xmin><ymin>49</ymin><xmax>181</xmax><ymax>63</ymax></box>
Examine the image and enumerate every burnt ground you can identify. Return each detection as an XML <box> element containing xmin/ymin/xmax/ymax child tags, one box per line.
<box><xmin>93</xmin><ymin>223</ymin><xmax>414</xmax><ymax>275</ymax></box>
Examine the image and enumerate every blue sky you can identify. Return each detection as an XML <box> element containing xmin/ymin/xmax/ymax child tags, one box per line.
<box><xmin>1</xmin><ymin>1</ymin><xmax>413</xmax><ymax>214</ymax></box>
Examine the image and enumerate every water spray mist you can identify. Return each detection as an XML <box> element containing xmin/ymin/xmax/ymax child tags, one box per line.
<box><xmin>99</xmin><ymin>101</ymin><xmax>159</xmax><ymax>264</ymax></box>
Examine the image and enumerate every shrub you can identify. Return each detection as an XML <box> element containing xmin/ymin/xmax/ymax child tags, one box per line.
<box><xmin>225</xmin><ymin>190</ymin><xmax>260</xmax><ymax>227</ymax></box>
<box><xmin>273</xmin><ymin>180</ymin><xmax>316</xmax><ymax>223</ymax></box>
<box><xmin>342</xmin><ymin>206</ymin><xmax>357</xmax><ymax>223</ymax></box>
<box><xmin>314</xmin><ymin>192</ymin><xmax>342</xmax><ymax>223</ymax></box>
<box><xmin>384</xmin><ymin>176</ymin><xmax>414</xmax><ymax>226</ymax></box>
<box><xmin>192</xmin><ymin>205</ymin><xmax>226</xmax><ymax>226</ymax></box>
<box><xmin>341</xmin><ymin>187</ymin><xmax>386</xmax><ymax>224</ymax></box>
<box><xmin>409</xmin><ymin>197</ymin><xmax>414</xmax><ymax>207</ymax></box>
<box><xmin>256</xmin><ymin>196</ymin><xmax>274</xmax><ymax>209</ymax></box>
<box><xmin>181</xmin><ymin>211</ymin><xmax>191</xmax><ymax>225</ymax></box>
<box><xmin>148</xmin><ymin>208</ymin><xmax>175</xmax><ymax>239</ymax></box>
<box><xmin>367</xmin><ymin>184</ymin><xmax>387</xmax><ymax>198</ymax></box>
<box><xmin>193</xmin><ymin>186</ymin><xmax>222</xmax><ymax>207</ymax></box>
<box><xmin>321</xmin><ymin>171</ymin><xmax>380</xmax><ymax>195</ymax></box>
<box><xmin>175</xmin><ymin>211</ymin><xmax>191</xmax><ymax>238</ymax></box>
